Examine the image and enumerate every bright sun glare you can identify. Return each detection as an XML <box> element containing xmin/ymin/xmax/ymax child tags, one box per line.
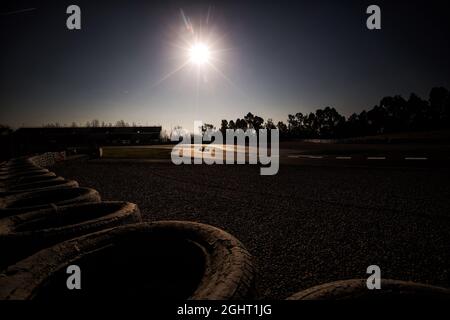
<box><xmin>154</xmin><ymin>10</ymin><xmax>233</xmax><ymax>87</ymax></box>
<box><xmin>189</xmin><ymin>43</ymin><xmax>211</xmax><ymax>65</ymax></box>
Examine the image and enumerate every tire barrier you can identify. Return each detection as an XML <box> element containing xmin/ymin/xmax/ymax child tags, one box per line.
<box><xmin>286</xmin><ymin>279</ymin><xmax>450</xmax><ymax>300</ymax></box>
<box><xmin>0</xmin><ymin>201</ymin><xmax>142</xmax><ymax>269</ymax></box>
<box><xmin>0</xmin><ymin>187</ymin><xmax>101</xmax><ymax>218</ymax></box>
<box><xmin>0</xmin><ymin>169</ymin><xmax>50</xmax><ymax>181</ymax></box>
<box><xmin>1</xmin><ymin>159</ymin><xmax>43</xmax><ymax>169</ymax></box>
<box><xmin>0</xmin><ymin>179</ymin><xmax>79</xmax><ymax>197</ymax></box>
<box><xmin>0</xmin><ymin>164</ymin><xmax>40</xmax><ymax>173</ymax></box>
<box><xmin>0</xmin><ymin>155</ymin><xmax>257</xmax><ymax>301</ymax></box>
<box><xmin>1</xmin><ymin>176</ymin><xmax>66</xmax><ymax>190</ymax></box>
<box><xmin>0</xmin><ymin>221</ymin><xmax>255</xmax><ymax>300</ymax></box>
<box><xmin>3</xmin><ymin>158</ymin><xmax>33</xmax><ymax>165</ymax></box>
<box><xmin>0</xmin><ymin>173</ymin><xmax>58</xmax><ymax>190</ymax></box>
<box><xmin>1</xmin><ymin>176</ymin><xmax>64</xmax><ymax>190</ymax></box>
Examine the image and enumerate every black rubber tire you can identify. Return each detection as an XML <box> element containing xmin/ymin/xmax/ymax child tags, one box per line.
<box><xmin>0</xmin><ymin>169</ymin><xmax>50</xmax><ymax>181</ymax></box>
<box><xmin>0</xmin><ymin>169</ymin><xmax>46</xmax><ymax>177</ymax></box>
<box><xmin>0</xmin><ymin>187</ymin><xmax>101</xmax><ymax>218</ymax></box>
<box><xmin>2</xmin><ymin>176</ymin><xmax>65</xmax><ymax>191</ymax></box>
<box><xmin>0</xmin><ymin>165</ymin><xmax>41</xmax><ymax>174</ymax></box>
<box><xmin>1</xmin><ymin>159</ymin><xmax>40</xmax><ymax>170</ymax></box>
<box><xmin>0</xmin><ymin>165</ymin><xmax>44</xmax><ymax>174</ymax></box>
<box><xmin>0</xmin><ymin>180</ymin><xmax>79</xmax><ymax>197</ymax></box>
<box><xmin>0</xmin><ymin>221</ymin><xmax>255</xmax><ymax>300</ymax></box>
<box><xmin>0</xmin><ymin>171</ymin><xmax>55</xmax><ymax>185</ymax></box>
<box><xmin>286</xmin><ymin>279</ymin><xmax>450</xmax><ymax>300</ymax></box>
<box><xmin>3</xmin><ymin>159</ymin><xmax>34</xmax><ymax>168</ymax></box>
<box><xmin>0</xmin><ymin>173</ymin><xmax>58</xmax><ymax>189</ymax></box>
<box><xmin>0</xmin><ymin>201</ymin><xmax>141</xmax><ymax>269</ymax></box>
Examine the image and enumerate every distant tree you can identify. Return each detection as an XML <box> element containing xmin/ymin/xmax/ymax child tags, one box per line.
<box><xmin>276</xmin><ymin>121</ymin><xmax>288</xmax><ymax>136</ymax></box>
<box><xmin>90</xmin><ymin>119</ymin><xmax>100</xmax><ymax>127</ymax></box>
<box><xmin>254</xmin><ymin>115</ymin><xmax>264</xmax><ymax>130</ymax></box>
<box><xmin>44</xmin><ymin>122</ymin><xmax>61</xmax><ymax>128</ymax></box>
<box><xmin>228</xmin><ymin>120</ymin><xmax>237</xmax><ymax>130</ymax></box>
<box><xmin>429</xmin><ymin>87</ymin><xmax>450</xmax><ymax>124</ymax></box>
<box><xmin>358</xmin><ymin>111</ymin><xmax>369</xmax><ymax>136</ymax></box>
<box><xmin>160</xmin><ymin>129</ymin><xmax>169</xmax><ymax>142</ymax></box>
<box><xmin>244</xmin><ymin>113</ymin><xmax>255</xmax><ymax>128</ymax></box>
<box><xmin>379</xmin><ymin>95</ymin><xmax>408</xmax><ymax>133</ymax></box>
<box><xmin>235</xmin><ymin>118</ymin><xmax>247</xmax><ymax>130</ymax></box>
<box><xmin>201</xmin><ymin>123</ymin><xmax>215</xmax><ymax>134</ymax></box>
<box><xmin>265</xmin><ymin>118</ymin><xmax>276</xmax><ymax>129</ymax></box>
<box><xmin>303</xmin><ymin>113</ymin><xmax>318</xmax><ymax>138</ymax></box>
<box><xmin>345</xmin><ymin>113</ymin><xmax>362</xmax><ymax>137</ymax></box>
<box><xmin>115</xmin><ymin>120</ymin><xmax>129</xmax><ymax>127</ymax></box>
<box><xmin>287</xmin><ymin>114</ymin><xmax>297</xmax><ymax>132</ymax></box>
<box><xmin>220</xmin><ymin>120</ymin><xmax>228</xmax><ymax>135</ymax></box>
<box><xmin>316</xmin><ymin>107</ymin><xmax>345</xmax><ymax>138</ymax></box>
<box><xmin>243</xmin><ymin>112</ymin><xmax>264</xmax><ymax>130</ymax></box>
<box><xmin>278</xmin><ymin>86</ymin><xmax>450</xmax><ymax>140</ymax></box>
<box><xmin>367</xmin><ymin>105</ymin><xmax>387</xmax><ymax>135</ymax></box>
<box><xmin>407</xmin><ymin>93</ymin><xmax>429</xmax><ymax>130</ymax></box>
<box><xmin>171</xmin><ymin>125</ymin><xmax>186</xmax><ymax>142</ymax></box>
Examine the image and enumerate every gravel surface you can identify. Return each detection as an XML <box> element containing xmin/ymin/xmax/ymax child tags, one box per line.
<box><xmin>53</xmin><ymin>160</ymin><xmax>450</xmax><ymax>299</ymax></box>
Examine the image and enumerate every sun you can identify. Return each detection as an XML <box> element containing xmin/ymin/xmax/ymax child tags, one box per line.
<box><xmin>189</xmin><ymin>43</ymin><xmax>211</xmax><ymax>66</ymax></box>
<box><xmin>153</xmin><ymin>10</ymin><xmax>234</xmax><ymax>87</ymax></box>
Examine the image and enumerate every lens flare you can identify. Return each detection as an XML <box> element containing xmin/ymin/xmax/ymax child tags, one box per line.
<box><xmin>189</xmin><ymin>43</ymin><xmax>211</xmax><ymax>65</ymax></box>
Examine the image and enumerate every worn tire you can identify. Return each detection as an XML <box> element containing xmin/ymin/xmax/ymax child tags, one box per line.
<box><xmin>0</xmin><ymin>221</ymin><xmax>255</xmax><ymax>300</ymax></box>
<box><xmin>0</xmin><ymin>164</ymin><xmax>45</xmax><ymax>173</ymax></box>
<box><xmin>0</xmin><ymin>180</ymin><xmax>79</xmax><ymax>197</ymax></box>
<box><xmin>0</xmin><ymin>165</ymin><xmax>41</xmax><ymax>174</ymax></box>
<box><xmin>1</xmin><ymin>176</ymin><xmax>64</xmax><ymax>191</ymax></box>
<box><xmin>0</xmin><ymin>172</ymin><xmax>57</xmax><ymax>189</ymax></box>
<box><xmin>0</xmin><ymin>187</ymin><xmax>101</xmax><ymax>218</ymax></box>
<box><xmin>2</xmin><ymin>159</ymin><xmax>35</xmax><ymax>168</ymax></box>
<box><xmin>0</xmin><ymin>201</ymin><xmax>141</xmax><ymax>269</ymax></box>
<box><xmin>0</xmin><ymin>169</ymin><xmax>50</xmax><ymax>181</ymax></box>
<box><xmin>287</xmin><ymin>279</ymin><xmax>450</xmax><ymax>300</ymax></box>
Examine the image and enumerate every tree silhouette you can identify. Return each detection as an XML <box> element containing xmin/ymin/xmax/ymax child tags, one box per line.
<box><xmin>220</xmin><ymin>120</ymin><xmax>228</xmax><ymax>135</ymax></box>
<box><xmin>219</xmin><ymin>87</ymin><xmax>449</xmax><ymax>140</ymax></box>
<box><xmin>265</xmin><ymin>118</ymin><xmax>276</xmax><ymax>129</ymax></box>
<box><xmin>430</xmin><ymin>87</ymin><xmax>450</xmax><ymax>124</ymax></box>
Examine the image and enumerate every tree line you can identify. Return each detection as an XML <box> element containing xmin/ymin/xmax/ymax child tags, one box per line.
<box><xmin>217</xmin><ymin>86</ymin><xmax>450</xmax><ymax>139</ymax></box>
<box><xmin>1</xmin><ymin>86</ymin><xmax>449</xmax><ymax>140</ymax></box>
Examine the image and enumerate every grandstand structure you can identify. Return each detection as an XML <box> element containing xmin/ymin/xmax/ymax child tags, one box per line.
<box><xmin>13</xmin><ymin>126</ymin><xmax>162</xmax><ymax>154</ymax></box>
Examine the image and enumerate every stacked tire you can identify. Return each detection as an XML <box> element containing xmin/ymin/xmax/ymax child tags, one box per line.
<box><xmin>0</xmin><ymin>156</ymin><xmax>256</xmax><ymax>300</ymax></box>
<box><xmin>287</xmin><ymin>279</ymin><xmax>450</xmax><ymax>300</ymax></box>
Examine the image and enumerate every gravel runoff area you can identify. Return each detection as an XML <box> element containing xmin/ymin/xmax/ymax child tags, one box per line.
<box><xmin>53</xmin><ymin>160</ymin><xmax>450</xmax><ymax>299</ymax></box>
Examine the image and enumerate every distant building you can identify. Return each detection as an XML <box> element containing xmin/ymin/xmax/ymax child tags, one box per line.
<box><xmin>13</xmin><ymin>126</ymin><xmax>162</xmax><ymax>154</ymax></box>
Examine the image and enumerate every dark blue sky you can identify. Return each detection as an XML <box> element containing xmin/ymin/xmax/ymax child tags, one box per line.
<box><xmin>1</xmin><ymin>0</ymin><xmax>449</xmax><ymax>130</ymax></box>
